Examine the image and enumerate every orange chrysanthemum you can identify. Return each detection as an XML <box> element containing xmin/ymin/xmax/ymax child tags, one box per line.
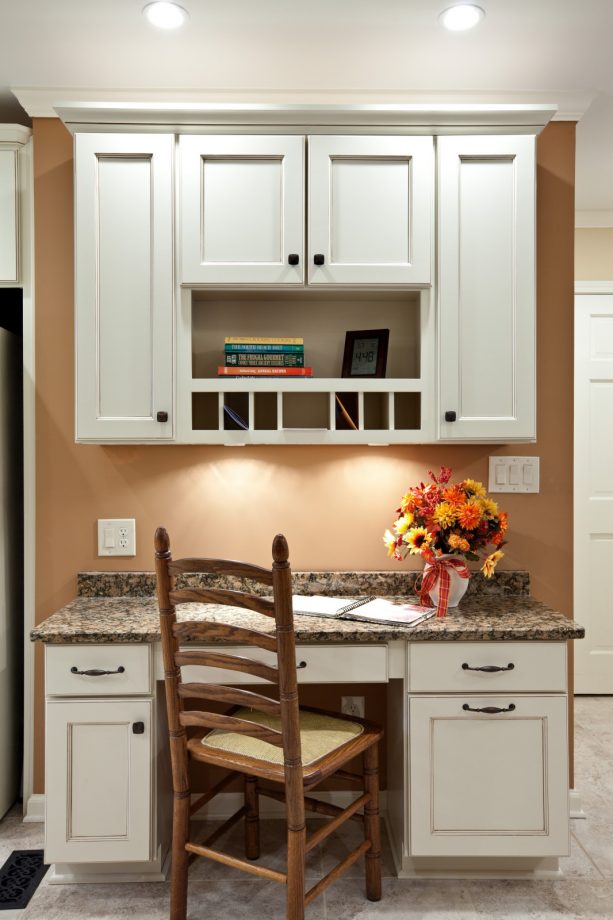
<box><xmin>457</xmin><ymin>501</ymin><xmax>482</xmax><ymax>530</ymax></box>
<box><xmin>448</xmin><ymin>533</ymin><xmax>470</xmax><ymax>552</ymax></box>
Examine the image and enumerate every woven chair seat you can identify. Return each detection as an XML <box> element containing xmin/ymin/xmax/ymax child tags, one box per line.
<box><xmin>202</xmin><ymin>708</ymin><xmax>364</xmax><ymax>766</ymax></box>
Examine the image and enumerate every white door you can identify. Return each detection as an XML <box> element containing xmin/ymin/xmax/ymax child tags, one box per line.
<box><xmin>308</xmin><ymin>135</ymin><xmax>433</xmax><ymax>286</ymax></box>
<box><xmin>0</xmin><ymin>147</ymin><xmax>18</xmax><ymax>283</ymax></box>
<box><xmin>574</xmin><ymin>288</ymin><xmax>613</xmax><ymax>693</ymax></box>
<box><xmin>45</xmin><ymin>699</ymin><xmax>152</xmax><ymax>863</ymax></box>
<box><xmin>438</xmin><ymin>135</ymin><xmax>536</xmax><ymax>440</ymax></box>
<box><xmin>409</xmin><ymin>695</ymin><xmax>569</xmax><ymax>857</ymax></box>
<box><xmin>75</xmin><ymin>133</ymin><xmax>174</xmax><ymax>441</ymax></box>
<box><xmin>180</xmin><ymin>135</ymin><xmax>304</xmax><ymax>285</ymax></box>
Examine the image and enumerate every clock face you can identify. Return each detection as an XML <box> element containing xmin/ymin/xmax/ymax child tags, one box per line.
<box><xmin>350</xmin><ymin>337</ymin><xmax>379</xmax><ymax>375</ymax></box>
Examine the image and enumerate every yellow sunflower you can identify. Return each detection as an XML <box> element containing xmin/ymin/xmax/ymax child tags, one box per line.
<box><xmin>403</xmin><ymin>526</ymin><xmax>433</xmax><ymax>555</ymax></box>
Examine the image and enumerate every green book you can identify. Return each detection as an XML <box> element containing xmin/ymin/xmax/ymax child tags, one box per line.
<box><xmin>225</xmin><ymin>352</ymin><xmax>305</xmax><ymax>367</ymax></box>
<box><xmin>224</xmin><ymin>343</ymin><xmax>304</xmax><ymax>354</ymax></box>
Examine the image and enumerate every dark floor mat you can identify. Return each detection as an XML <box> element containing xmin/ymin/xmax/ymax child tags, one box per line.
<box><xmin>0</xmin><ymin>850</ymin><xmax>48</xmax><ymax>911</ymax></box>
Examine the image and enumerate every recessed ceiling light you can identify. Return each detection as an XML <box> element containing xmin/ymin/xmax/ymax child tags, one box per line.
<box><xmin>439</xmin><ymin>4</ymin><xmax>485</xmax><ymax>31</ymax></box>
<box><xmin>143</xmin><ymin>1</ymin><xmax>189</xmax><ymax>29</ymax></box>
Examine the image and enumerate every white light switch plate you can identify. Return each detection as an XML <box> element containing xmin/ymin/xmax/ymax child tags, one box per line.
<box><xmin>97</xmin><ymin>518</ymin><xmax>136</xmax><ymax>556</ymax></box>
<box><xmin>488</xmin><ymin>457</ymin><xmax>540</xmax><ymax>493</ymax></box>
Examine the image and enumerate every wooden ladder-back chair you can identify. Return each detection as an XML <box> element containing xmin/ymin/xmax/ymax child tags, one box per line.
<box><xmin>154</xmin><ymin>527</ymin><xmax>383</xmax><ymax>920</ymax></box>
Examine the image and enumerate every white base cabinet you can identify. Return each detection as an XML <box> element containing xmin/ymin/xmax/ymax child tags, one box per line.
<box><xmin>45</xmin><ymin>699</ymin><xmax>153</xmax><ymax>864</ymax></box>
<box><xmin>409</xmin><ymin>694</ymin><xmax>569</xmax><ymax>858</ymax></box>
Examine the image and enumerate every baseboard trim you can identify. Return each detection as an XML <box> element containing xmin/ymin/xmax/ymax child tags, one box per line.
<box><xmin>23</xmin><ymin>794</ymin><xmax>45</xmax><ymax>824</ymax></box>
<box><xmin>569</xmin><ymin>789</ymin><xmax>586</xmax><ymax>819</ymax></box>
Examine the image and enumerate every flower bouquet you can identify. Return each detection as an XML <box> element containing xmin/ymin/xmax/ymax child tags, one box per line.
<box><xmin>383</xmin><ymin>466</ymin><xmax>508</xmax><ymax>616</ymax></box>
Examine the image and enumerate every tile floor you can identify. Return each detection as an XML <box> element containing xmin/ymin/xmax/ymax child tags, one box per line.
<box><xmin>1</xmin><ymin>696</ymin><xmax>612</xmax><ymax>919</ymax></box>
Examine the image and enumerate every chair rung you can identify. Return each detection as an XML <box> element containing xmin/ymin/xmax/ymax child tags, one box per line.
<box><xmin>190</xmin><ymin>772</ymin><xmax>236</xmax><ymax>816</ymax></box>
<box><xmin>305</xmin><ymin>792</ymin><xmax>370</xmax><ymax>853</ymax></box>
<box><xmin>185</xmin><ymin>841</ymin><xmax>287</xmax><ymax>884</ymax></box>
<box><xmin>305</xmin><ymin>840</ymin><xmax>371</xmax><ymax>906</ymax></box>
<box><xmin>258</xmin><ymin>785</ymin><xmax>365</xmax><ymax>824</ymax></box>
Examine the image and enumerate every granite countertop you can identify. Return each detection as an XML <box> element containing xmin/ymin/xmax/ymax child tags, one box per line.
<box><xmin>30</xmin><ymin>570</ymin><xmax>584</xmax><ymax>644</ymax></box>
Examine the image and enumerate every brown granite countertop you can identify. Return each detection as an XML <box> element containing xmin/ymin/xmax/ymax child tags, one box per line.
<box><xmin>30</xmin><ymin>595</ymin><xmax>584</xmax><ymax>644</ymax></box>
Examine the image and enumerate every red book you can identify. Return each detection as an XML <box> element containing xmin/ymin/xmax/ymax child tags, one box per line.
<box><xmin>217</xmin><ymin>366</ymin><xmax>313</xmax><ymax>377</ymax></box>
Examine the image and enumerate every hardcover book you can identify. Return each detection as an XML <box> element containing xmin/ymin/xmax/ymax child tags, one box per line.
<box><xmin>225</xmin><ymin>336</ymin><xmax>304</xmax><ymax>345</ymax></box>
<box><xmin>225</xmin><ymin>343</ymin><xmax>304</xmax><ymax>354</ymax></box>
<box><xmin>217</xmin><ymin>366</ymin><xmax>313</xmax><ymax>376</ymax></box>
<box><xmin>225</xmin><ymin>352</ymin><xmax>305</xmax><ymax>367</ymax></box>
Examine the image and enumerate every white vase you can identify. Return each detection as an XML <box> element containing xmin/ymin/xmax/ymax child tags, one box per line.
<box><xmin>423</xmin><ymin>554</ymin><xmax>470</xmax><ymax>609</ymax></box>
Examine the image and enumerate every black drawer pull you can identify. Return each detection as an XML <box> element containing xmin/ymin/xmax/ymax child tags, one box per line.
<box><xmin>288</xmin><ymin>253</ymin><xmax>300</xmax><ymax>266</ymax></box>
<box><xmin>462</xmin><ymin>703</ymin><xmax>516</xmax><ymax>714</ymax></box>
<box><xmin>462</xmin><ymin>663</ymin><xmax>515</xmax><ymax>673</ymax></box>
<box><xmin>444</xmin><ymin>410</ymin><xmax>457</xmax><ymax>422</ymax></box>
<box><xmin>70</xmin><ymin>666</ymin><xmax>126</xmax><ymax>677</ymax></box>
<box><xmin>297</xmin><ymin>660</ymin><xmax>307</xmax><ymax>669</ymax></box>
<box><xmin>156</xmin><ymin>411</ymin><xmax>169</xmax><ymax>423</ymax></box>
<box><xmin>313</xmin><ymin>254</ymin><xmax>325</xmax><ymax>266</ymax></box>
<box><xmin>132</xmin><ymin>722</ymin><xmax>145</xmax><ymax>735</ymax></box>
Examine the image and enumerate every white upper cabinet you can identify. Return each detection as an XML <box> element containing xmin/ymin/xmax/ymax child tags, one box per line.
<box><xmin>75</xmin><ymin>133</ymin><xmax>174</xmax><ymax>441</ymax></box>
<box><xmin>180</xmin><ymin>135</ymin><xmax>305</xmax><ymax>285</ymax></box>
<box><xmin>438</xmin><ymin>135</ymin><xmax>536</xmax><ymax>441</ymax></box>
<box><xmin>308</xmin><ymin>135</ymin><xmax>433</xmax><ymax>286</ymax></box>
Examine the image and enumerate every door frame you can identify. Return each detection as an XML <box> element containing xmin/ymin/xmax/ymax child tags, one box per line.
<box><xmin>574</xmin><ymin>280</ymin><xmax>613</xmax><ymax>694</ymax></box>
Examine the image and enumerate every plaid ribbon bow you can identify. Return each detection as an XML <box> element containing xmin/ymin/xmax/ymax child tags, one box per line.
<box><xmin>419</xmin><ymin>555</ymin><xmax>470</xmax><ymax>618</ymax></box>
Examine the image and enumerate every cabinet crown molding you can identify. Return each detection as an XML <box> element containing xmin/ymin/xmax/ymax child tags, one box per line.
<box><xmin>23</xmin><ymin>98</ymin><xmax>557</xmax><ymax>134</ymax></box>
<box><xmin>0</xmin><ymin>124</ymin><xmax>32</xmax><ymax>145</ymax></box>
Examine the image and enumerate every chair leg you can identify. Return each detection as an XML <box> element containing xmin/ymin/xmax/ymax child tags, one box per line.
<box><xmin>170</xmin><ymin>791</ymin><xmax>191</xmax><ymax>920</ymax></box>
<box><xmin>286</xmin><ymin>825</ymin><xmax>306</xmax><ymax>920</ymax></box>
<box><xmin>244</xmin><ymin>775</ymin><xmax>260</xmax><ymax>860</ymax></box>
<box><xmin>363</xmin><ymin>743</ymin><xmax>382</xmax><ymax>902</ymax></box>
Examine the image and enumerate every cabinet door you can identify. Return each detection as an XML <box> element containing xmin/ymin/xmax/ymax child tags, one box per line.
<box><xmin>180</xmin><ymin>135</ymin><xmax>304</xmax><ymax>285</ymax></box>
<box><xmin>45</xmin><ymin>699</ymin><xmax>152</xmax><ymax>864</ymax></box>
<box><xmin>0</xmin><ymin>147</ymin><xmax>18</xmax><ymax>283</ymax></box>
<box><xmin>308</xmin><ymin>135</ymin><xmax>433</xmax><ymax>286</ymax></box>
<box><xmin>409</xmin><ymin>695</ymin><xmax>569</xmax><ymax>857</ymax></box>
<box><xmin>438</xmin><ymin>135</ymin><xmax>536</xmax><ymax>440</ymax></box>
<box><xmin>75</xmin><ymin>133</ymin><xmax>174</xmax><ymax>441</ymax></box>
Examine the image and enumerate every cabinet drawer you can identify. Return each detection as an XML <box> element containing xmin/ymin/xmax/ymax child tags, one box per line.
<box><xmin>177</xmin><ymin>644</ymin><xmax>388</xmax><ymax>685</ymax></box>
<box><xmin>46</xmin><ymin>644</ymin><xmax>153</xmax><ymax>697</ymax></box>
<box><xmin>408</xmin><ymin>641</ymin><xmax>566</xmax><ymax>693</ymax></box>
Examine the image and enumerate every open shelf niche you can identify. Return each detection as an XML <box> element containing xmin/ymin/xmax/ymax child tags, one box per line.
<box><xmin>180</xmin><ymin>288</ymin><xmax>434</xmax><ymax>444</ymax></box>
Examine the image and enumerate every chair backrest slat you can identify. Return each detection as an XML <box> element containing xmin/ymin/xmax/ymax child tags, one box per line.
<box><xmin>168</xmin><ymin>557</ymin><xmax>274</xmax><ymax>585</ymax></box>
<box><xmin>178</xmin><ymin>682</ymin><xmax>281</xmax><ymax>716</ymax></box>
<box><xmin>169</xmin><ymin>587</ymin><xmax>276</xmax><ymax>618</ymax></box>
<box><xmin>172</xmin><ymin>621</ymin><xmax>277</xmax><ymax>652</ymax></box>
<box><xmin>179</xmin><ymin>710</ymin><xmax>284</xmax><ymax>746</ymax></box>
<box><xmin>175</xmin><ymin>649</ymin><xmax>279</xmax><ymax>683</ymax></box>
<box><xmin>155</xmin><ymin>527</ymin><xmax>302</xmax><ymax>795</ymax></box>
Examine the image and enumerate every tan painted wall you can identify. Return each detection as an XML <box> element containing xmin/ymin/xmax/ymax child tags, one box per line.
<box><xmin>575</xmin><ymin>228</ymin><xmax>613</xmax><ymax>279</ymax></box>
<box><xmin>32</xmin><ymin>118</ymin><xmax>576</xmax><ymax>794</ymax></box>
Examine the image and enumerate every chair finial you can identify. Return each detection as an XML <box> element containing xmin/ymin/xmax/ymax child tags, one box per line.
<box><xmin>155</xmin><ymin>527</ymin><xmax>170</xmax><ymax>557</ymax></box>
<box><xmin>272</xmin><ymin>533</ymin><xmax>289</xmax><ymax>564</ymax></box>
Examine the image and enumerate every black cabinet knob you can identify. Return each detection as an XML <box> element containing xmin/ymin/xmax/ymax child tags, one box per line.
<box><xmin>156</xmin><ymin>411</ymin><xmax>169</xmax><ymax>423</ymax></box>
<box><xmin>132</xmin><ymin>722</ymin><xmax>145</xmax><ymax>735</ymax></box>
<box><xmin>444</xmin><ymin>411</ymin><xmax>457</xmax><ymax>422</ymax></box>
<box><xmin>288</xmin><ymin>253</ymin><xmax>300</xmax><ymax>266</ymax></box>
<box><xmin>313</xmin><ymin>254</ymin><xmax>325</xmax><ymax>266</ymax></box>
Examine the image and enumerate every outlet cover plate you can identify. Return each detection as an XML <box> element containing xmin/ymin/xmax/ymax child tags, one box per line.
<box><xmin>97</xmin><ymin>518</ymin><xmax>136</xmax><ymax>556</ymax></box>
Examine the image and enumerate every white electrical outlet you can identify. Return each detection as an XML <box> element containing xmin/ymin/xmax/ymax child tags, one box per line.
<box><xmin>341</xmin><ymin>696</ymin><xmax>365</xmax><ymax>719</ymax></box>
<box><xmin>97</xmin><ymin>519</ymin><xmax>136</xmax><ymax>556</ymax></box>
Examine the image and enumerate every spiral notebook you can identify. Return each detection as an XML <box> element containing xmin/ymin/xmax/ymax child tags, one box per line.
<box><xmin>292</xmin><ymin>595</ymin><xmax>436</xmax><ymax>627</ymax></box>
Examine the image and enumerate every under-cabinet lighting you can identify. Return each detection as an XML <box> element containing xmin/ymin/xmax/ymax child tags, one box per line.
<box><xmin>224</xmin><ymin>443</ymin><xmax>247</xmax><ymax>448</ymax></box>
<box><xmin>368</xmin><ymin>443</ymin><xmax>389</xmax><ymax>447</ymax></box>
<box><xmin>143</xmin><ymin>1</ymin><xmax>189</xmax><ymax>29</ymax></box>
<box><xmin>439</xmin><ymin>3</ymin><xmax>484</xmax><ymax>31</ymax></box>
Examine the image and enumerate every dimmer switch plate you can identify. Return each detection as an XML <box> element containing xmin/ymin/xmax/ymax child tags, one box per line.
<box><xmin>488</xmin><ymin>457</ymin><xmax>540</xmax><ymax>493</ymax></box>
<box><xmin>97</xmin><ymin>518</ymin><xmax>136</xmax><ymax>556</ymax></box>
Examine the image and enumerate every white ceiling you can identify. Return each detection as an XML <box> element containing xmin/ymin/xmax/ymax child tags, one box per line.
<box><xmin>1</xmin><ymin>0</ymin><xmax>612</xmax><ymax>214</ymax></box>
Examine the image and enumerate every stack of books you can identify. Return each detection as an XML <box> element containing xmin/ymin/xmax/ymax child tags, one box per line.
<box><xmin>218</xmin><ymin>337</ymin><xmax>312</xmax><ymax>377</ymax></box>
